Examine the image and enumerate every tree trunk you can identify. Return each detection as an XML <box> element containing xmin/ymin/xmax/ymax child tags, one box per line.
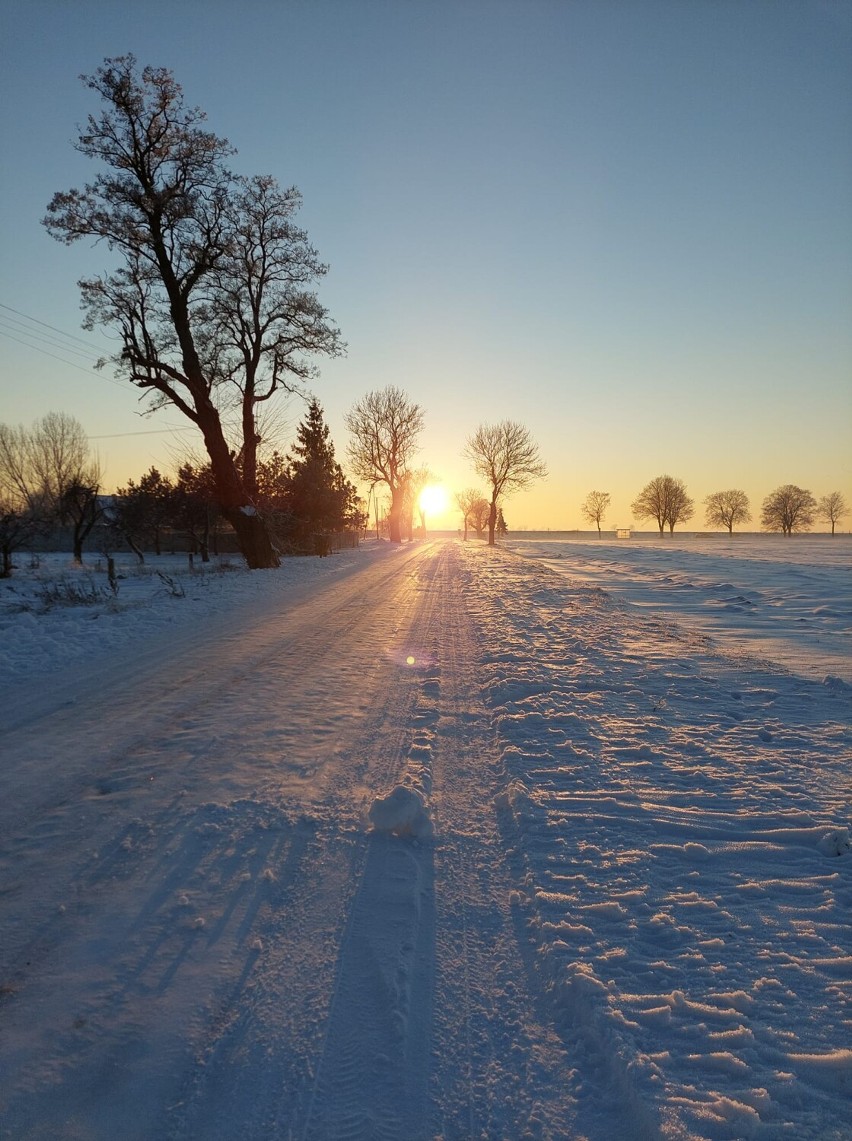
<box><xmin>198</xmin><ymin>410</ymin><xmax>279</xmax><ymax>568</ymax></box>
<box><xmin>242</xmin><ymin>390</ymin><xmax>260</xmax><ymax>500</ymax></box>
<box><xmin>488</xmin><ymin>499</ymin><xmax>498</xmax><ymax>546</ymax></box>
<box><xmin>222</xmin><ymin>507</ymin><xmax>280</xmax><ymax>568</ymax></box>
<box><xmin>197</xmin><ymin>509</ymin><xmax>211</xmax><ymax>563</ymax></box>
<box><xmin>388</xmin><ymin>486</ymin><xmax>404</xmax><ymax>543</ymax></box>
<box><xmin>124</xmin><ymin>533</ymin><xmax>145</xmax><ymax>564</ymax></box>
<box><xmin>1</xmin><ymin>547</ymin><xmax>11</xmax><ymax>578</ymax></box>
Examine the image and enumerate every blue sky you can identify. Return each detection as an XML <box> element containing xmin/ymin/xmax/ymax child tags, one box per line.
<box><xmin>1</xmin><ymin>0</ymin><xmax>850</xmax><ymax>530</ymax></box>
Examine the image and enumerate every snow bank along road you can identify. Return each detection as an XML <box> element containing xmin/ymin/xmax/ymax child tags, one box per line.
<box><xmin>1</xmin><ymin>540</ymin><xmax>850</xmax><ymax>1139</ymax></box>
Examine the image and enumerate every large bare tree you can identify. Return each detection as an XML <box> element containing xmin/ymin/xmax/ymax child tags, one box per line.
<box><xmin>464</xmin><ymin>421</ymin><xmax>547</xmax><ymax>545</ymax></box>
<box><xmin>704</xmin><ymin>489</ymin><xmax>751</xmax><ymax>533</ymax></box>
<box><xmin>581</xmin><ymin>490</ymin><xmax>611</xmax><ymax>535</ymax></box>
<box><xmin>43</xmin><ymin>56</ymin><xmax>341</xmax><ymax>569</ymax></box>
<box><xmin>631</xmin><ymin>474</ymin><xmax>694</xmax><ymax>534</ymax></box>
<box><xmin>817</xmin><ymin>491</ymin><xmax>848</xmax><ymax>536</ymax></box>
<box><xmin>203</xmin><ymin>175</ymin><xmax>343</xmax><ymax>499</ymax></box>
<box><xmin>345</xmin><ymin>387</ymin><xmax>424</xmax><ymax>543</ymax></box>
<box><xmin>761</xmin><ymin>485</ymin><xmax>816</xmax><ymax>535</ymax></box>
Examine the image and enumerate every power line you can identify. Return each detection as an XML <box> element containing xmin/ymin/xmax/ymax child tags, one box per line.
<box><xmin>0</xmin><ymin>328</ymin><xmax>122</xmax><ymax>382</ymax></box>
<box><xmin>0</xmin><ymin>315</ymin><xmax>97</xmax><ymax>362</ymax></box>
<box><xmin>0</xmin><ymin>300</ymin><xmax>129</xmax><ymax>388</ymax></box>
<box><xmin>0</xmin><ymin>302</ymin><xmax>115</xmax><ymax>351</ymax></box>
<box><xmin>87</xmin><ymin>427</ymin><xmax>197</xmax><ymax>439</ymax></box>
<box><xmin>1</xmin><ymin>302</ymin><xmax>250</xmax><ymax>452</ymax></box>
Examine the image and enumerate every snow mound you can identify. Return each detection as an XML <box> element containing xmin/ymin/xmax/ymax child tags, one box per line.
<box><xmin>823</xmin><ymin>674</ymin><xmax>850</xmax><ymax>692</ymax></box>
<box><xmin>369</xmin><ymin>785</ymin><xmax>433</xmax><ymax>839</ymax></box>
<box><xmin>817</xmin><ymin>827</ymin><xmax>850</xmax><ymax>857</ymax></box>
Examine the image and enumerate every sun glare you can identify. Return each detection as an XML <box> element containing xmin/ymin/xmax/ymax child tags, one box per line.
<box><xmin>419</xmin><ymin>484</ymin><xmax>449</xmax><ymax>518</ymax></box>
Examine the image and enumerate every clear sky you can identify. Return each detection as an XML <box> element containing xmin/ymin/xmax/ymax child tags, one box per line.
<box><xmin>1</xmin><ymin>0</ymin><xmax>850</xmax><ymax>531</ymax></box>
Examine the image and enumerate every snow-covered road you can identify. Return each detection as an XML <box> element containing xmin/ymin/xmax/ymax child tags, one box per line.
<box><xmin>1</xmin><ymin>538</ymin><xmax>849</xmax><ymax>1139</ymax></box>
<box><xmin>0</xmin><ymin>542</ymin><xmax>581</xmax><ymax>1140</ymax></box>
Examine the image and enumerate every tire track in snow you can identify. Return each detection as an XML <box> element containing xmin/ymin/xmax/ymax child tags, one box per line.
<box><xmin>0</xmin><ymin>543</ymin><xmax>439</xmax><ymax>1139</ymax></box>
<box><xmin>0</xmin><ymin>545</ymin><xmax>427</xmax><ymax>990</ymax></box>
<box><xmin>168</xmin><ymin>542</ymin><xmax>443</xmax><ymax>1139</ymax></box>
<box><xmin>296</xmin><ymin>548</ymin><xmax>447</xmax><ymax>1140</ymax></box>
<box><xmin>0</xmin><ymin>543</ymin><xmax>426</xmax><ymax>837</ymax></box>
<box><xmin>416</xmin><ymin>545</ymin><xmax>580</xmax><ymax>1140</ymax></box>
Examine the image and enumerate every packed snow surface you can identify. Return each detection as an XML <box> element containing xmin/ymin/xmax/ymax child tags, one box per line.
<box><xmin>0</xmin><ymin>536</ymin><xmax>849</xmax><ymax>1139</ymax></box>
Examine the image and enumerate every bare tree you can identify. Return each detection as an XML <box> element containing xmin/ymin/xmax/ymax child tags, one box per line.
<box><xmin>0</xmin><ymin>505</ymin><xmax>38</xmax><ymax>578</ymax></box>
<box><xmin>204</xmin><ymin>175</ymin><xmax>343</xmax><ymax>499</ymax></box>
<box><xmin>817</xmin><ymin>491</ymin><xmax>848</xmax><ymax>535</ymax></box>
<box><xmin>345</xmin><ymin>387</ymin><xmax>424</xmax><ymax>543</ymax></box>
<box><xmin>61</xmin><ymin>480</ymin><xmax>103</xmax><ymax>564</ymax></box>
<box><xmin>470</xmin><ymin>498</ymin><xmax>491</xmax><ymax>537</ymax></box>
<box><xmin>24</xmin><ymin>413</ymin><xmax>99</xmax><ymax>513</ymax></box>
<box><xmin>44</xmin><ymin>56</ymin><xmax>341</xmax><ymax>569</ymax></box>
<box><xmin>581</xmin><ymin>490</ymin><xmax>611</xmax><ymax>535</ymax></box>
<box><xmin>0</xmin><ymin>425</ymin><xmax>40</xmax><ymax>576</ymax></box>
<box><xmin>455</xmin><ymin>488</ymin><xmax>488</xmax><ymax>540</ymax></box>
<box><xmin>464</xmin><ymin>421</ymin><xmax>547</xmax><ymax>546</ymax></box>
<box><xmin>0</xmin><ymin>423</ymin><xmax>33</xmax><ymax>513</ymax></box>
<box><xmin>704</xmin><ymin>489</ymin><xmax>751</xmax><ymax>534</ymax></box>
<box><xmin>0</xmin><ymin>414</ymin><xmax>101</xmax><ymax>564</ymax></box>
<box><xmin>761</xmin><ymin>484</ymin><xmax>817</xmax><ymax>535</ymax></box>
<box><xmin>631</xmin><ymin>474</ymin><xmax>694</xmax><ymax>534</ymax></box>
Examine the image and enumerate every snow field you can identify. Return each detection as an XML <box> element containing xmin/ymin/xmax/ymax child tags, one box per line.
<box><xmin>505</xmin><ymin>534</ymin><xmax>852</xmax><ymax>687</ymax></box>
<box><xmin>0</xmin><ymin>549</ymin><xmax>358</xmax><ymax>689</ymax></box>
<box><xmin>460</xmin><ymin>543</ymin><xmax>851</xmax><ymax>1140</ymax></box>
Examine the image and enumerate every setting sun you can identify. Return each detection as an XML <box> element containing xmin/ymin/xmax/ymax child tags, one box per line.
<box><xmin>418</xmin><ymin>484</ymin><xmax>449</xmax><ymax>519</ymax></box>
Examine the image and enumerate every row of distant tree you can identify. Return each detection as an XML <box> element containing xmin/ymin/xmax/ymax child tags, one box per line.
<box><xmin>579</xmin><ymin>479</ymin><xmax>848</xmax><ymax>537</ymax></box>
<box><xmin>2</xmin><ymin>398</ymin><xmax>846</xmax><ymax>579</ymax></box>
<box><xmin>0</xmin><ymin>402</ymin><xmax>364</xmax><ymax>577</ymax></box>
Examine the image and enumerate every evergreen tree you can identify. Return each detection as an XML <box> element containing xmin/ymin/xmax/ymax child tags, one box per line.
<box><xmin>286</xmin><ymin>400</ymin><xmax>360</xmax><ymax>539</ymax></box>
<box><xmin>115</xmin><ymin>467</ymin><xmax>176</xmax><ymax>558</ymax></box>
<box><xmin>254</xmin><ymin>451</ymin><xmax>292</xmax><ymax>515</ymax></box>
<box><xmin>173</xmin><ymin>463</ymin><xmax>219</xmax><ymax>561</ymax></box>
